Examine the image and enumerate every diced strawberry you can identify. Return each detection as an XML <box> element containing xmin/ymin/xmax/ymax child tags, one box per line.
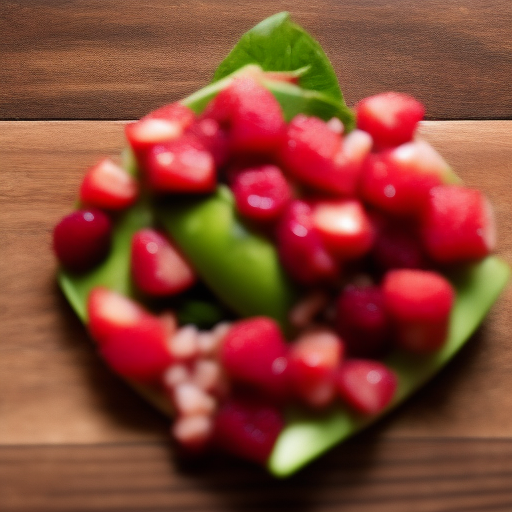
<box><xmin>87</xmin><ymin>288</ymin><xmax>173</xmax><ymax>383</ymax></box>
<box><xmin>131</xmin><ymin>229</ymin><xmax>196</xmax><ymax>297</ymax></box>
<box><xmin>383</xmin><ymin>269</ymin><xmax>455</xmax><ymax>353</ymax></box>
<box><xmin>311</xmin><ymin>199</ymin><xmax>375</xmax><ymax>260</ymax></box>
<box><xmin>336</xmin><ymin>359</ymin><xmax>397</xmax><ymax>415</ymax></box>
<box><xmin>331</xmin><ymin>129</ymin><xmax>373</xmax><ymax>196</ymax></box>
<box><xmin>203</xmin><ymin>75</ymin><xmax>286</xmax><ymax>154</ymax></box>
<box><xmin>421</xmin><ymin>185</ymin><xmax>496</xmax><ymax>264</ymax></box>
<box><xmin>370</xmin><ymin>213</ymin><xmax>428</xmax><ymax>271</ymax></box>
<box><xmin>288</xmin><ymin>328</ymin><xmax>344</xmax><ymax>408</ymax></box>
<box><xmin>144</xmin><ymin>135</ymin><xmax>216</xmax><ymax>193</ymax></box>
<box><xmin>53</xmin><ymin>209</ymin><xmax>112</xmax><ymax>273</ymax></box>
<box><xmin>187</xmin><ymin>117</ymin><xmax>230</xmax><ymax>169</ymax></box>
<box><xmin>280</xmin><ymin>115</ymin><xmax>354</xmax><ymax>196</ymax></box>
<box><xmin>220</xmin><ymin>317</ymin><xmax>289</xmax><ymax>399</ymax></box>
<box><xmin>335</xmin><ymin>285</ymin><xmax>390</xmax><ymax>358</ymax></box>
<box><xmin>355</xmin><ymin>92</ymin><xmax>425</xmax><ymax>150</ymax></box>
<box><xmin>213</xmin><ymin>396</ymin><xmax>284</xmax><ymax>465</ymax></box>
<box><xmin>125</xmin><ymin>102</ymin><xmax>195</xmax><ymax>167</ymax></box>
<box><xmin>231</xmin><ymin>165</ymin><xmax>292</xmax><ymax>223</ymax></box>
<box><xmin>360</xmin><ymin>140</ymin><xmax>452</xmax><ymax>216</ymax></box>
<box><xmin>276</xmin><ymin>200</ymin><xmax>339</xmax><ymax>286</ymax></box>
<box><xmin>79</xmin><ymin>158</ymin><xmax>139</xmax><ymax>211</ymax></box>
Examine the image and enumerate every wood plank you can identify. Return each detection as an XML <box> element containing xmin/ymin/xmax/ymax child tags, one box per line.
<box><xmin>0</xmin><ymin>120</ymin><xmax>510</xmax><ymax>447</ymax></box>
<box><xmin>1</xmin><ymin>1</ymin><xmax>511</xmax><ymax>120</ymax></box>
<box><xmin>2</xmin><ymin>439</ymin><xmax>512</xmax><ymax>511</ymax></box>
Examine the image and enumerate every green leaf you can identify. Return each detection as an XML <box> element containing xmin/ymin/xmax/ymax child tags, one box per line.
<box><xmin>268</xmin><ymin>256</ymin><xmax>510</xmax><ymax>477</ymax></box>
<box><xmin>213</xmin><ymin>12</ymin><xmax>344</xmax><ymax>103</ymax></box>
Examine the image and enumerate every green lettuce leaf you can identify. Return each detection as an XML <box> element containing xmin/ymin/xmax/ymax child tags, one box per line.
<box><xmin>213</xmin><ymin>12</ymin><xmax>344</xmax><ymax>103</ymax></box>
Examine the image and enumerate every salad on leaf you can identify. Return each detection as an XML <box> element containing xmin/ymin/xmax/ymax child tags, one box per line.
<box><xmin>53</xmin><ymin>12</ymin><xmax>509</xmax><ymax>477</ymax></box>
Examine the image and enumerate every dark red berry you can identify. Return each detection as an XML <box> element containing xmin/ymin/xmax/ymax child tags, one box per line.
<box><xmin>53</xmin><ymin>209</ymin><xmax>112</xmax><ymax>273</ymax></box>
<box><xmin>336</xmin><ymin>285</ymin><xmax>390</xmax><ymax>358</ymax></box>
<box><xmin>232</xmin><ymin>165</ymin><xmax>292</xmax><ymax>223</ymax></box>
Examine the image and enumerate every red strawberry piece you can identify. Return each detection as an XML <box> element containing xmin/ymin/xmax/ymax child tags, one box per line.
<box><xmin>383</xmin><ymin>269</ymin><xmax>455</xmax><ymax>353</ymax></box>
<box><xmin>131</xmin><ymin>228</ymin><xmax>196</xmax><ymax>297</ymax></box>
<box><xmin>87</xmin><ymin>287</ymin><xmax>173</xmax><ymax>383</ymax></box>
<box><xmin>360</xmin><ymin>140</ymin><xmax>452</xmax><ymax>216</ymax></box>
<box><xmin>231</xmin><ymin>164</ymin><xmax>292</xmax><ymax>223</ymax></box>
<box><xmin>336</xmin><ymin>285</ymin><xmax>390</xmax><ymax>358</ymax></box>
<box><xmin>79</xmin><ymin>158</ymin><xmax>139</xmax><ymax>211</ymax></box>
<box><xmin>370</xmin><ymin>213</ymin><xmax>428</xmax><ymax>271</ymax></box>
<box><xmin>288</xmin><ymin>328</ymin><xmax>345</xmax><ymax>408</ymax></box>
<box><xmin>220</xmin><ymin>317</ymin><xmax>289</xmax><ymax>399</ymax></box>
<box><xmin>422</xmin><ymin>185</ymin><xmax>496</xmax><ymax>264</ymax></box>
<box><xmin>203</xmin><ymin>75</ymin><xmax>286</xmax><ymax>154</ymax></box>
<box><xmin>280</xmin><ymin>115</ymin><xmax>347</xmax><ymax>195</ymax></box>
<box><xmin>53</xmin><ymin>209</ymin><xmax>112</xmax><ymax>273</ymax></box>
<box><xmin>311</xmin><ymin>199</ymin><xmax>375</xmax><ymax>260</ymax></box>
<box><xmin>125</xmin><ymin>102</ymin><xmax>195</xmax><ymax>167</ymax></box>
<box><xmin>213</xmin><ymin>396</ymin><xmax>284</xmax><ymax>465</ymax></box>
<box><xmin>330</xmin><ymin>129</ymin><xmax>373</xmax><ymax>196</ymax></box>
<box><xmin>144</xmin><ymin>135</ymin><xmax>216</xmax><ymax>193</ymax></box>
<box><xmin>336</xmin><ymin>359</ymin><xmax>397</xmax><ymax>415</ymax></box>
<box><xmin>355</xmin><ymin>92</ymin><xmax>425</xmax><ymax>150</ymax></box>
<box><xmin>187</xmin><ymin>117</ymin><xmax>230</xmax><ymax>169</ymax></box>
<box><xmin>276</xmin><ymin>200</ymin><xmax>339</xmax><ymax>286</ymax></box>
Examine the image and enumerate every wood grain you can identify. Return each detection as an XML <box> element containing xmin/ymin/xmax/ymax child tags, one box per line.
<box><xmin>2</xmin><ymin>439</ymin><xmax>512</xmax><ymax>511</ymax></box>
<box><xmin>0</xmin><ymin>120</ymin><xmax>511</xmax><ymax>510</ymax></box>
<box><xmin>1</xmin><ymin>0</ymin><xmax>511</xmax><ymax>121</ymax></box>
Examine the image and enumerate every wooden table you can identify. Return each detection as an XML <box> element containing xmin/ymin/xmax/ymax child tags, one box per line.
<box><xmin>1</xmin><ymin>2</ymin><xmax>511</xmax><ymax>510</ymax></box>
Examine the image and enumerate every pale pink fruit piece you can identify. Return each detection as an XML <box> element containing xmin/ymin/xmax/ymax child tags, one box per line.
<box><xmin>197</xmin><ymin>322</ymin><xmax>232</xmax><ymax>357</ymax></box>
<box><xmin>213</xmin><ymin>397</ymin><xmax>284</xmax><ymax>465</ymax></box>
<box><xmin>131</xmin><ymin>228</ymin><xmax>196</xmax><ymax>297</ymax></box>
<box><xmin>220</xmin><ymin>317</ymin><xmax>289</xmax><ymax>399</ymax></box>
<box><xmin>383</xmin><ymin>269</ymin><xmax>455</xmax><ymax>353</ymax></box>
<box><xmin>311</xmin><ymin>199</ymin><xmax>375</xmax><ymax>260</ymax></box>
<box><xmin>172</xmin><ymin>382</ymin><xmax>217</xmax><ymax>416</ymax></box>
<box><xmin>336</xmin><ymin>359</ymin><xmax>397</xmax><ymax>415</ymax></box>
<box><xmin>288</xmin><ymin>328</ymin><xmax>345</xmax><ymax>408</ymax></box>
<box><xmin>356</xmin><ymin>92</ymin><xmax>425</xmax><ymax>150</ymax></box>
<box><xmin>79</xmin><ymin>158</ymin><xmax>139</xmax><ymax>211</ymax></box>
<box><xmin>422</xmin><ymin>185</ymin><xmax>496</xmax><ymax>263</ymax></box>
<box><xmin>276</xmin><ymin>200</ymin><xmax>339</xmax><ymax>286</ymax></box>
<box><xmin>53</xmin><ymin>209</ymin><xmax>112</xmax><ymax>273</ymax></box>
<box><xmin>162</xmin><ymin>364</ymin><xmax>191</xmax><ymax>389</ymax></box>
<box><xmin>87</xmin><ymin>287</ymin><xmax>173</xmax><ymax>383</ymax></box>
<box><xmin>172</xmin><ymin>414</ymin><xmax>214</xmax><ymax>452</ymax></box>
<box><xmin>191</xmin><ymin>359</ymin><xmax>226</xmax><ymax>395</ymax></box>
<box><xmin>167</xmin><ymin>325</ymin><xmax>200</xmax><ymax>361</ymax></box>
<box><xmin>335</xmin><ymin>285</ymin><xmax>390</xmax><ymax>358</ymax></box>
<box><xmin>203</xmin><ymin>75</ymin><xmax>286</xmax><ymax>154</ymax></box>
<box><xmin>145</xmin><ymin>135</ymin><xmax>216</xmax><ymax>194</ymax></box>
<box><xmin>231</xmin><ymin>164</ymin><xmax>292</xmax><ymax>223</ymax></box>
<box><xmin>360</xmin><ymin>139</ymin><xmax>452</xmax><ymax>216</ymax></box>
